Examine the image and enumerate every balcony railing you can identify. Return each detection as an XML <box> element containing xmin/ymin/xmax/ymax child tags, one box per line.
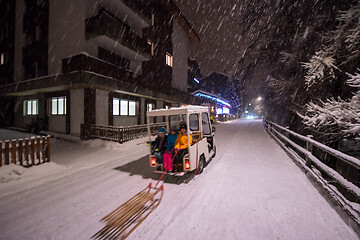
<box><xmin>85</xmin><ymin>9</ymin><xmax>151</xmax><ymax>57</ymax></box>
<box><xmin>62</xmin><ymin>53</ymin><xmax>134</xmax><ymax>83</ymax></box>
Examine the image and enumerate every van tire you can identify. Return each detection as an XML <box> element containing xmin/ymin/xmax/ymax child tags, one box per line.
<box><xmin>197</xmin><ymin>155</ymin><xmax>205</xmax><ymax>174</ymax></box>
<box><xmin>212</xmin><ymin>145</ymin><xmax>216</xmax><ymax>158</ymax></box>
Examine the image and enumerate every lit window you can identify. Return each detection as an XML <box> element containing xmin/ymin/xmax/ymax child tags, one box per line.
<box><xmin>129</xmin><ymin>101</ymin><xmax>136</xmax><ymax>116</ymax></box>
<box><xmin>52</xmin><ymin>99</ymin><xmax>57</xmax><ymax>115</ymax></box>
<box><xmin>147</xmin><ymin>103</ymin><xmax>154</xmax><ymax>111</ymax></box>
<box><xmin>58</xmin><ymin>97</ymin><xmax>64</xmax><ymax>114</ymax></box>
<box><xmin>51</xmin><ymin>97</ymin><xmax>67</xmax><ymax>115</ymax></box>
<box><xmin>151</xmin><ymin>13</ymin><xmax>155</xmax><ymax>26</ymax></box>
<box><xmin>113</xmin><ymin>98</ymin><xmax>119</xmax><ymax>115</ymax></box>
<box><xmin>27</xmin><ymin>101</ymin><xmax>32</xmax><ymax>115</ymax></box>
<box><xmin>166</xmin><ymin>52</ymin><xmax>173</xmax><ymax>67</ymax></box>
<box><xmin>113</xmin><ymin>98</ymin><xmax>137</xmax><ymax>116</ymax></box>
<box><xmin>216</xmin><ymin>108</ymin><xmax>223</xmax><ymax>114</ymax></box>
<box><xmin>0</xmin><ymin>53</ymin><xmax>5</xmax><ymax>65</ymax></box>
<box><xmin>23</xmin><ymin>100</ymin><xmax>38</xmax><ymax>116</ymax></box>
<box><xmin>120</xmin><ymin>100</ymin><xmax>128</xmax><ymax>116</ymax></box>
<box><xmin>223</xmin><ymin>107</ymin><xmax>230</xmax><ymax>114</ymax></box>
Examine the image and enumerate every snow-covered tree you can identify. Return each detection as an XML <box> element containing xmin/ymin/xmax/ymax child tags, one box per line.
<box><xmin>298</xmin><ymin>1</ymin><xmax>360</xmax><ymax>142</ymax></box>
<box><xmin>299</xmin><ymin>72</ymin><xmax>360</xmax><ymax>141</ymax></box>
<box><xmin>302</xmin><ymin>50</ymin><xmax>338</xmax><ymax>89</ymax></box>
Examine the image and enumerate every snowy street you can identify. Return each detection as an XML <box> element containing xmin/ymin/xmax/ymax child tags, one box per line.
<box><xmin>0</xmin><ymin>120</ymin><xmax>357</xmax><ymax>239</ymax></box>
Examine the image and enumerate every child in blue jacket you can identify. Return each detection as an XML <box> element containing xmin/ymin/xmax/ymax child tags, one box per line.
<box><xmin>167</xmin><ymin>125</ymin><xmax>178</xmax><ymax>152</ymax></box>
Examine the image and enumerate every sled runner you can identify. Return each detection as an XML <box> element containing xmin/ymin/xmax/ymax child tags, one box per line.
<box><xmin>93</xmin><ymin>183</ymin><xmax>163</xmax><ymax>240</ymax></box>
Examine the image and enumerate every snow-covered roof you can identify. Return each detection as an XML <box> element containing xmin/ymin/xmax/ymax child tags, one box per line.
<box><xmin>147</xmin><ymin>105</ymin><xmax>209</xmax><ymax>117</ymax></box>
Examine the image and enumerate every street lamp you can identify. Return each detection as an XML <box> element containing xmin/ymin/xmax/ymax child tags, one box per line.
<box><xmin>257</xmin><ymin>96</ymin><xmax>262</xmax><ymax>101</ymax></box>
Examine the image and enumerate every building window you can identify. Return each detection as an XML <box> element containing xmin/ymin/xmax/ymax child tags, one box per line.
<box><xmin>113</xmin><ymin>98</ymin><xmax>136</xmax><ymax>116</ymax></box>
<box><xmin>166</xmin><ymin>52</ymin><xmax>173</xmax><ymax>67</ymax></box>
<box><xmin>23</xmin><ymin>99</ymin><xmax>38</xmax><ymax>116</ymax></box>
<box><xmin>120</xmin><ymin>100</ymin><xmax>128</xmax><ymax>116</ymax></box>
<box><xmin>129</xmin><ymin>101</ymin><xmax>136</xmax><ymax>116</ymax></box>
<box><xmin>113</xmin><ymin>98</ymin><xmax>120</xmax><ymax>115</ymax></box>
<box><xmin>51</xmin><ymin>96</ymin><xmax>67</xmax><ymax>115</ymax></box>
<box><xmin>151</xmin><ymin>13</ymin><xmax>155</xmax><ymax>26</ymax></box>
<box><xmin>147</xmin><ymin>103</ymin><xmax>155</xmax><ymax>112</ymax></box>
<box><xmin>0</xmin><ymin>52</ymin><xmax>5</xmax><ymax>65</ymax></box>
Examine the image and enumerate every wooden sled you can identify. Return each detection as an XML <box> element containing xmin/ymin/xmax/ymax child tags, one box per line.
<box><xmin>93</xmin><ymin>183</ymin><xmax>164</xmax><ymax>240</ymax></box>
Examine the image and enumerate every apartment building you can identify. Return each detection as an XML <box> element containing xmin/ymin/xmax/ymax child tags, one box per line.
<box><xmin>0</xmin><ymin>0</ymin><xmax>200</xmax><ymax>136</ymax></box>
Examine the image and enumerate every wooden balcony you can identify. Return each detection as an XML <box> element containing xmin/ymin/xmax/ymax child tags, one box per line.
<box><xmin>85</xmin><ymin>9</ymin><xmax>151</xmax><ymax>57</ymax></box>
<box><xmin>62</xmin><ymin>53</ymin><xmax>134</xmax><ymax>83</ymax></box>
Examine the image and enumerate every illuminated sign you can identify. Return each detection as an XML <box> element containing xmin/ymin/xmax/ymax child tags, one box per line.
<box><xmin>223</xmin><ymin>107</ymin><xmax>229</xmax><ymax>114</ymax></box>
<box><xmin>194</xmin><ymin>92</ymin><xmax>231</xmax><ymax>107</ymax></box>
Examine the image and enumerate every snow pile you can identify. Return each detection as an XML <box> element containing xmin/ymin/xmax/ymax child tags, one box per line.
<box><xmin>81</xmin><ymin>136</ymin><xmax>151</xmax><ymax>150</ymax></box>
<box><xmin>0</xmin><ymin>129</ymin><xmax>40</xmax><ymax>141</ymax></box>
<box><xmin>0</xmin><ymin>164</ymin><xmax>25</xmax><ymax>183</ymax></box>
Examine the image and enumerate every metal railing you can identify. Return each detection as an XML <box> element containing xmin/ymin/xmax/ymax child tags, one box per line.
<box><xmin>81</xmin><ymin>122</ymin><xmax>166</xmax><ymax>143</ymax></box>
<box><xmin>263</xmin><ymin>118</ymin><xmax>360</xmax><ymax>228</ymax></box>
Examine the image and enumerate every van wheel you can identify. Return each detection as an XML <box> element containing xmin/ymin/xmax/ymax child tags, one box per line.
<box><xmin>197</xmin><ymin>155</ymin><xmax>205</xmax><ymax>174</ymax></box>
<box><xmin>212</xmin><ymin>145</ymin><xmax>216</xmax><ymax>158</ymax></box>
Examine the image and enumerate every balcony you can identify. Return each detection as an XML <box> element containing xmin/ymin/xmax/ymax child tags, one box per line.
<box><xmin>85</xmin><ymin>10</ymin><xmax>151</xmax><ymax>59</ymax></box>
<box><xmin>62</xmin><ymin>53</ymin><xmax>135</xmax><ymax>84</ymax></box>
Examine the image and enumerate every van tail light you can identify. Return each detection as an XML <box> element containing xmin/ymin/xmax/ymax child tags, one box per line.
<box><xmin>151</xmin><ymin>157</ymin><xmax>156</xmax><ymax>166</ymax></box>
<box><xmin>185</xmin><ymin>160</ymin><xmax>190</xmax><ymax>170</ymax></box>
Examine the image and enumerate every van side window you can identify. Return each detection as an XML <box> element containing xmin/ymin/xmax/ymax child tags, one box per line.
<box><xmin>202</xmin><ymin>113</ymin><xmax>211</xmax><ymax>135</ymax></box>
<box><xmin>189</xmin><ymin>114</ymin><xmax>199</xmax><ymax>131</ymax></box>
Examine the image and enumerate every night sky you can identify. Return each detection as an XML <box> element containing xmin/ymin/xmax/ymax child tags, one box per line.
<box><xmin>174</xmin><ymin>0</ymin><xmax>246</xmax><ymax>77</ymax></box>
<box><xmin>174</xmin><ymin>0</ymin><xmax>271</xmax><ymax>102</ymax></box>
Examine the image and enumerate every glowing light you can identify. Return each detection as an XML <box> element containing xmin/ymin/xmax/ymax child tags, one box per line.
<box><xmin>185</xmin><ymin>160</ymin><xmax>190</xmax><ymax>169</ymax></box>
<box><xmin>151</xmin><ymin>157</ymin><xmax>156</xmax><ymax>166</ymax></box>
<box><xmin>217</xmin><ymin>108</ymin><xmax>223</xmax><ymax>114</ymax></box>
<box><xmin>223</xmin><ymin>107</ymin><xmax>229</xmax><ymax>114</ymax></box>
<box><xmin>257</xmin><ymin>96</ymin><xmax>262</xmax><ymax>101</ymax></box>
<box><xmin>194</xmin><ymin>78</ymin><xmax>199</xmax><ymax>83</ymax></box>
<box><xmin>194</xmin><ymin>93</ymin><xmax>231</xmax><ymax>107</ymax></box>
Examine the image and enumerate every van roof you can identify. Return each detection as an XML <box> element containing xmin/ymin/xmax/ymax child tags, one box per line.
<box><xmin>147</xmin><ymin>106</ymin><xmax>209</xmax><ymax>117</ymax></box>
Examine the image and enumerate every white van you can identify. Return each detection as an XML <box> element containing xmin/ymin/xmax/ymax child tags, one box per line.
<box><xmin>147</xmin><ymin>106</ymin><xmax>216</xmax><ymax>174</ymax></box>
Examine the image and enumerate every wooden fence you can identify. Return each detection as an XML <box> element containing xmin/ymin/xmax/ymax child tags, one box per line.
<box><xmin>81</xmin><ymin>123</ymin><xmax>166</xmax><ymax>143</ymax></box>
<box><xmin>0</xmin><ymin>135</ymin><xmax>51</xmax><ymax>168</ymax></box>
<box><xmin>263</xmin><ymin>118</ymin><xmax>360</xmax><ymax>230</ymax></box>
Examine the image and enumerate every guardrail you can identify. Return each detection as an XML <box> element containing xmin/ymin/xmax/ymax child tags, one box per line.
<box><xmin>81</xmin><ymin>122</ymin><xmax>166</xmax><ymax>143</ymax></box>
<box><xmin>263</xmin><ymin>118</ymin><xmax>360</xmax><ymax>228</ymax></box>
<box><xmin>0</xmin><ymin>135</ymin><xmax>51</xmax><ymax>168</ymax></box>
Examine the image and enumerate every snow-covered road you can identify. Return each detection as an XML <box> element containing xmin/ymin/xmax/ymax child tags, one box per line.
<box><xmin>0</xmin><ymin>120</ymin><xmax>357</xmax><ymax>239</ymax></box>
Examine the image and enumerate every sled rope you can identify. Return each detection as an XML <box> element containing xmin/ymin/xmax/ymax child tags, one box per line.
<box><xmin>156</xmin><ymin>170</ymin><xmax>167</xmax><ymax>187</ymax></box>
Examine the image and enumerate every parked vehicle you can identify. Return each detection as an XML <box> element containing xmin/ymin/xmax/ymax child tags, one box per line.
<box><xmin>210</xmin><ymin>115</ymin><xmax>217</xmax><ymax>124</ymax></box>
<box><xmin>147</xmin><ymin>106</ymin><xmax>216</xmax><ymax>174</ymax></box>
